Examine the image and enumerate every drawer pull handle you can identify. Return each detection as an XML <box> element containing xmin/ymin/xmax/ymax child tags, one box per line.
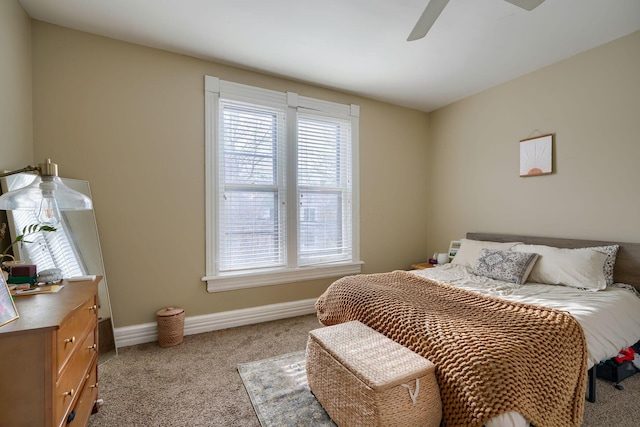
<box><xmin>88</xmin><ymin>305</ymin><xmax>97</xmax><ymax>310</ymax></box>
<box><xmin>64</xmin><ymin>336</ymin><xmax>76</xmax><ymax>344</ymax></box>
<box><xmin>90</xmin><ymin>382</ymin><xmax>99</xmax><ymax>389</ymax></box>
<box><xmin>88</xmin><ymin>344</ymin><xmax>97</xmax><ymax>351</ymax></box>
<box><xmin>63</xmin><ymin>388</ymin><xmax>75</xmax><ymax>397</ymax></box>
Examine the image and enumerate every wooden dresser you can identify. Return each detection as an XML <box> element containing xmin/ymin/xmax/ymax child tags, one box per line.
<box><xmin>0</xmin><ymin>277</ymin><xmax>101</xmax><ymax>427</ymax></box>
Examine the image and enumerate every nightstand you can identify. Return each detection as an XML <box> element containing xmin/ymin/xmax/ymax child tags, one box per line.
<box><xmin>411</xmin><ymin>262</ymin><xmax>435</xmax><ymax>270</ymax></box>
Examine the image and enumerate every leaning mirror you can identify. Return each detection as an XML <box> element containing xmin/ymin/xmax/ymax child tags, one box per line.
<box><xmin>0</xmin><ymin>173</ymin><xmax>116</xmax><ymax>361</ymax></box>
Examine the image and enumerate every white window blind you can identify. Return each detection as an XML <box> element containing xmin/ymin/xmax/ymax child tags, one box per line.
<box><xmin>297</xmin><ymin>113</ymin><xmax>352</xmax><ymax>266</ymax></box>
<box><xmin>218</xmin><ymin>99</ymin><xmax>287</xmax><ymax>272</ymax></box>
<box><xmin>204</xmin><ymin>76</ymin><xmax>361</xmax><ymax>291</ymax></box>
<box><xmin>11</xmin><ymin>210</ymin><xmax>85</xmax><ymax>278</ymax></box>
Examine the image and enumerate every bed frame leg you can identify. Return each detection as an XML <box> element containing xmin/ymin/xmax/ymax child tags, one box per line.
<box><xmin>587</xmin><ymin>367</ymin><xmax>596</xmax><ymax>403</ymax></box>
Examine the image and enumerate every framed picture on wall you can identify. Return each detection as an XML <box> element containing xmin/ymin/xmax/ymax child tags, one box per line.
<box><xmin>520</xmin><ymin>134</ymin><xmax>553</xmax><ymax>177</ymax></box>
<box><xmin>0</xmin><ymin>274</ymin><xmax>19</xmax><ymax>327</ymax></box>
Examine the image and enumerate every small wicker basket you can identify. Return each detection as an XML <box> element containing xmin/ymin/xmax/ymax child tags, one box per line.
<box><xmin>156</xmin><ymin>306</ymin><xmax>185</xmax><ymax>347</ymax></box>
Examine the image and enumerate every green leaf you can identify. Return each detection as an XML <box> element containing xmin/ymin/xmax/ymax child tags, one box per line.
<box><xmin>2</xmin><ymin>223</ymin><xmax>57</xmax><ymax>260</ymax></box>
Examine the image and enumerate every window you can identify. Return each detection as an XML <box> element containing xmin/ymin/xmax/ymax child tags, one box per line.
<box><xmin>203</xmin><ymin>76</ymin><xmax>361</xmax><ymax>292</ymax></box>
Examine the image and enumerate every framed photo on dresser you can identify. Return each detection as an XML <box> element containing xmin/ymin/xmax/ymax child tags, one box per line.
<box><xmin>0</xmin><ymin>274</ymin><xmax>19</xmax><ymax>327</ymax></box>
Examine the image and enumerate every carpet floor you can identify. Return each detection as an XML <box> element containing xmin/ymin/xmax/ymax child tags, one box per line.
<box><xmin>89</xmin><ymin>313</ymin><xmax>640</xmax><ymax>427</ymax></box>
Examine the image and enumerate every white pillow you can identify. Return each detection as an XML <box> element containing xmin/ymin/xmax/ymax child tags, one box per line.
<box><xmin>512</xmin><ymin>244</ymin><xmax>608</xmax><ymax>291</ymax></box>
<box><xmin>451</xmin><ymin>239</ymin><xmax>522</xmax><ymax>269</ymax></box>
<box><xmin>589</xmin><ymin>245</ymin><xmax>619</xmax><ymax>286</ymax></box>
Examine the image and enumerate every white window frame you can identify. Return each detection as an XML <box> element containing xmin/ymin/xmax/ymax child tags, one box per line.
<box><xmin>202</xmin><ymin>76</ymin><xmax>361</xmax><ymax>292</ymax></box>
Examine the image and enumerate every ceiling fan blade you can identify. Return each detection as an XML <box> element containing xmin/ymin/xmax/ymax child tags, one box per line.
<box><xmin>407</xmin><ymin>0</ymin><xmax>450</xmax><ymax>41</ymax></box>
<box><xmin>502</xmin><ymin>0</ymin><xmax>546</xmax><ymax>11</ymax></box>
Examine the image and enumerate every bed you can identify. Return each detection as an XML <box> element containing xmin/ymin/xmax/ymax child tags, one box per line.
<box><xmin>315</xmin><ymin>233</ymin><xmax>640</xmax><ymax>427</ymax></box>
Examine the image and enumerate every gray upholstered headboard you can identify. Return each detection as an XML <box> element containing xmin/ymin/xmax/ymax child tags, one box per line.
<box><xmin>467</xmin><ymin>232</ymin><xmax>640</xmax><ymax>290</ymax></box>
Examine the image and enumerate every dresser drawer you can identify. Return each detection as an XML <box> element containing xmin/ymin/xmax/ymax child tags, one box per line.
<box><xmin>67</xmin><ymin>360</ymin><xmax>99</xmax><ymax>426</ymax></box>
<box><xmin>54</xmin><ymin>329</ymin><xmax>97</xmax><ymax>426</ymax></box>
<box><xmin>56</xmin><ymin>296</ymin><xmax>98</xmax><ymax>375</ymax></box>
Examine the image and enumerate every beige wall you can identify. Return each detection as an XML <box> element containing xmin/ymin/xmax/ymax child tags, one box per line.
<box><xmin>31</xmin><ymin>22</ymin><xmax>431</xmax><ymax>327</ymax></box>
<box><xmin>427</xmin><ymin>31</ymin><xmax>640</xmax><ymax>256</ymax></box>
<box><xmin>0</xmin><ymin>0</ymin><xmax>32</xmax><ymax>251</ymax></box>
<box><xmin>0</xmin><ymin>0</ymin><xmax>33</xmax><ymax>171</ymax></box>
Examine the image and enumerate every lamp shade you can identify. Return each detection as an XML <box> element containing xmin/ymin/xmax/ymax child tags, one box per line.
<box><xmin>0</xmin><ymin>174</ymin><xmax>92</xmax><ymax>211</ymax></box>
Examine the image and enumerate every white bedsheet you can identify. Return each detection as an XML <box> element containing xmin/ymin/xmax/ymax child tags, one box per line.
<box><xmin>410</xmin><ymin>264</ymin><xmax>640</xmax><ymax>427</ymax></box>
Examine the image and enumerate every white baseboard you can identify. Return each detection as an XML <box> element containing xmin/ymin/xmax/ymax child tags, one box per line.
<box><xmin>114</xmin><ymin>298</ymin><xmax>318</xmax><ymax>348</ymax></box>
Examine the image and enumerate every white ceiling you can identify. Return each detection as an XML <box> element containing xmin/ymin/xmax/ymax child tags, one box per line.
<box><xmin>19</xmin><ymin>0</ymin><xmax>640</xmax><ymax>112</ymax></box>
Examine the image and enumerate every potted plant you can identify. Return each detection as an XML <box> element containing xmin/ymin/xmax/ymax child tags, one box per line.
<box><xmin>0</xmin><ymin>223</ymin><xmax>57</xmax><ymax>279</ymax></box>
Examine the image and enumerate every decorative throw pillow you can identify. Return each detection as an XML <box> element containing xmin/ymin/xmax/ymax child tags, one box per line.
<box><xmin>512</xmin><ymin>244</ymin><xmax>609</xmax><ymax>291</ymax></box>
<box><xmin>472</xmin><ymin>249</ymin><xmax>539</xmax><ymax>285</ymax></box>
<box><xmin>451</xmin><ymin>239</ymin><xmax>522</xmax><ymax>269</ymax></box>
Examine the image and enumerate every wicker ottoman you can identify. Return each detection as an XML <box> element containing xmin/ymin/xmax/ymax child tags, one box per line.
<box><xmin>306</xmin><ymin>321</ymin><xmax>441</xmax><ymax>427</ymax></box>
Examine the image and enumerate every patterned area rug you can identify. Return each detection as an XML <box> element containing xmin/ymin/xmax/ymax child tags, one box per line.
<box><xmin>238</xmin><ymin>350</ymin><xmax>336</xmax><ymax>427</ymax></box>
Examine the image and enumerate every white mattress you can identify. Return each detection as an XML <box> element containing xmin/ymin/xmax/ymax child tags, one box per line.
<box><xmin>410</xmin><ymin>264</ymin><xmax>640</xmax><ymax>427</ymax></box>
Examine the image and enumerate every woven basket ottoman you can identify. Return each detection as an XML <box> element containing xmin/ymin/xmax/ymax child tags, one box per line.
<box><xmin>306</xmin><ymin>320</ymin><xmax>441</xmax><ymax>427</ymax></box>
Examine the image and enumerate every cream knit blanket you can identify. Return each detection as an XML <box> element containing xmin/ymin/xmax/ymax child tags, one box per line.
<box><xmin>316</xmin><ymin>271</ymin><xmax>587</xmax><ymax>427</ymax></box>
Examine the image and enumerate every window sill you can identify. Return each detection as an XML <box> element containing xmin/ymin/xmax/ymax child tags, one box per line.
<box><xmin>203</xmin><ymin>261</ymin><xmax>364</xmax><ymax>293</ymax></box>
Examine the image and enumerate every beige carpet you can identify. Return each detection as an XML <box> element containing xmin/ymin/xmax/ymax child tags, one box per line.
<box><xmin>89</xmin><ymin>314</ymin><xmax>639</xmax><ymax>427</ymax></box>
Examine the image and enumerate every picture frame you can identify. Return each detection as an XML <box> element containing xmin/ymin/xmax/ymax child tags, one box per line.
<box><xmin>520</xmin><ymin>134</ymin><xmax>553</xmax><ymax>177</ymax></box>
<box><xmin>0</xmin><ymin>274</ymin><xmax>19</xmax><ymax>327</ymax></box>
<box><xmin>449</xmin><ymin>240</ymin><xmax>461</xmax><ymax>260</ymax></box>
